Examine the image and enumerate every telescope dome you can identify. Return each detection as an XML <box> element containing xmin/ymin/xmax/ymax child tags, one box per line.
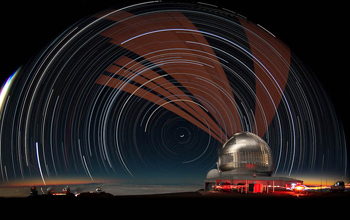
<box><xmin>206</xmin><ymin>169</ymin><xmax>220</xmax><ymax>179</ymax></box>
<box><xmin>218</xmin><ymin>132</ymin><xmax>273</xmax><ymax>176</ymax></box>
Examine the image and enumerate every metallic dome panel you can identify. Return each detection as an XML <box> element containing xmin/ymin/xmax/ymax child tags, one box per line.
<box><xmin>218</xmin><ymin>132</ymin><xmax>273</xmax><ymax>176</ymax></box>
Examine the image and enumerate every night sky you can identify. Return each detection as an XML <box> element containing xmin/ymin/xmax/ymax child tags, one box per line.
<box><xmin>0</xmin><ymin>1</ymin><xmax>348</xmax><ymax>186</ymax></box>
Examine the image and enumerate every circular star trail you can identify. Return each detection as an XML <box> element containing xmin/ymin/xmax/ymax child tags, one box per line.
<box><xmin>0</xmin><ymin>2</ymin><xmax>347</xmax><ymax>185</ymax></box>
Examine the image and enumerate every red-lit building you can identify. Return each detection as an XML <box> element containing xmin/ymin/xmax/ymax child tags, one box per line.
<box><xmin>205</xmin><ymin>172</ymin><xmax>303</xmax><ymax>193</ymax></box>
<box><xmin>204</xmin><ymin>132</ymin><xmax>303</xmax><ymax>193</ymax></box>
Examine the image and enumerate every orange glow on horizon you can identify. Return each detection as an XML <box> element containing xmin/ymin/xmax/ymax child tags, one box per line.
<box><xmin>288</xmin><ymin>174</ymin><xmax>348</xmax><ymax>186</ymax></box>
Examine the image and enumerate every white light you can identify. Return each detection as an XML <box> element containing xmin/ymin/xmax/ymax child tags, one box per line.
<box><xmin>36</xmin><ymin>142</ymin><xmax>46</xmax><ymax>186</ymax></box>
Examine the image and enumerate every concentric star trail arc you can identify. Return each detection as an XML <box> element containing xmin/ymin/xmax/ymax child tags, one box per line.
<box><xmin>0</xmin><ymin>2</ymin><xmax>347</xmax><ymax>185</ymax></box>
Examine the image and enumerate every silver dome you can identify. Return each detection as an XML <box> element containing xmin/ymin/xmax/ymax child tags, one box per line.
<box><xmin>206</xmin><ymin>169</ymin><xmax>220</xmax><ymax>179</ymax></box>
<box><xmin>218</xmin><ymin>132</ymin><xmax>273</xmax><ymax>176</ymax></box>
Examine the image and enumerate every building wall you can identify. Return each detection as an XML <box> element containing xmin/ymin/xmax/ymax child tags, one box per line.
<box><xmin>205</xmin><ymin>177</ymin><xmax>303</xmax><ymax>192</ymax></box>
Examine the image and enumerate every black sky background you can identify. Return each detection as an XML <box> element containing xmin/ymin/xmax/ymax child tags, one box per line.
<box><xmin>1</xmin><ymin>0</ymin><xmax>349</xmax><ymax>170</ymax></box>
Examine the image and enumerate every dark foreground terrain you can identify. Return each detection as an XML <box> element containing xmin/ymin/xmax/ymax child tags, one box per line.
<box><xmin>1</xmin><ymin>190</ymin><xmax>349</xmax><ymax>206</ymax></box>
<box><xmin>2</xmin><ymin>193</ymin><xmax>344</xmax><ymax>217</ymax></box>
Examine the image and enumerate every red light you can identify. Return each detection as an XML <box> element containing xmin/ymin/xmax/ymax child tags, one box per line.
<box><xmin>244</xmin><ymin>164</ymin><xmax>255</xmax><ymax>169</ymax></box>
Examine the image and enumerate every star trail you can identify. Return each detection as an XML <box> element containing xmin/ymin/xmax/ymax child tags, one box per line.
<box><xmin>0</xmin><ymin>2</ymin><xmax>347</xmax><ymax>186</ymax></box>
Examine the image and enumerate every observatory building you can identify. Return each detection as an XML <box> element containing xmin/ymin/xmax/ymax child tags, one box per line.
<box><xmin>204</xmin><ymin>132</ymin><xmax>303</xmax><ymax>193</ymax></box>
